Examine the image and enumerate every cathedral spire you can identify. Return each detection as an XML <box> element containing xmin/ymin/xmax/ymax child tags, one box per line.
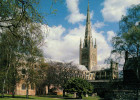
<box><xmin>79</xmin><ymin>1</ymin><xmax>97</xmax><ymax>71</ymax></box>
<box><xmin>86</xmin><ymin>1</ymin><xmax>91</xmax><ymax>33</ymax></box>
<box><xmin>84</xmin><ymin>1</ymin><xmax>92</xmax><ymax>47</ymax></box>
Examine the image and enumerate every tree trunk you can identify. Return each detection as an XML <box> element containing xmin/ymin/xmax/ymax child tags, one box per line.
<box><xmin>63</xmin><ymin>89</ymin><xmax>65</xmax><ymax>97</ymax></box>
<box><xmin>2</xmin><ymin>54</ymin><xmax>10</xmax><ymax>98</ymax></box>
<box><xmin>2</xmin><ymin>79</ymin><xmax>5</xmax><ymax>98</ymax></box>
<box><xmin>43</xmin><ymin>87</ymin><xmax>46</xmax><ymax>95</ymax></box>
<box><xmin>26</xmin><ymin>84</ymin><xmax>29</xmax><ymax>99</ymax></box>
<box><xmin>12</xmin><ymin>79</ymin><xmax>17</xmax><ymax>98</ymax></box>
<box><xmin>79</xmin><ymin>92</ymin><xmax>82</xmax><ymax>99</ymax></box>
<box><xmin>12</xmin><ymin>64</ymin><xmax>17</xmax><ymax>98</ymax></box>
<box><xmin>12</xmin><ymin>90</ymin><xmax>15</xmax><ymax>98</ymax></box>
<box><xmin>12</xmin><ymin>85</ymin><xmax>16</xmax><ymax>98</ymax></box>
<box><xmin>76</xmin><ymin>92</ymin><xmax>82</xmax><ymax>99</ymax></box>
<box><xmin>48</xmin><ymin>84</ymin><xmax>50</xmax><ymax>95</ymax></box>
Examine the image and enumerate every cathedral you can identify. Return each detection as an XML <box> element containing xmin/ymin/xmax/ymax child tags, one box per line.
<box><xmin>79</xmin><ymin>3</ymin><xmax>97</xmax><ymax>71</ymax></box>
<box><xmin>79</xmin><ymin>2</ymin><xmax>118</xmax><ymax>80</ymax></box>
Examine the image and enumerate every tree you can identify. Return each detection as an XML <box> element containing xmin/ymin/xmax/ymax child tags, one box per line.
<box><xmin>35</xmin><ymin>61</ymin><xmax>62</xmax><ymax>95</ymax></box>
<box><xmin>0</xmin><ymin>0</ymin><xmax>64</xmax><ymax>98</ymax></box>
<box><xmin>58</xmin><ymin>62</ymin><xmax>83</xmax><ymax>97</ymax></box>
<box><xmin>112</xmin><ymin>4</ymin><xmax>140</xmax><ymax>76</ymax></box>
<box><xmin>64</xmin><ymin>78</ymin><xmax>93</xmax><ymax>99</ymax></box>
<box><xmin>35</xmin><ymin>61</ymin><xmax>49</xmax><ymax>95</ymax></box>
<box><xmin>37</xmin><ymin>61</ymin><xmax>84</xmax><ymax>96</ymax></box>
<box><xmin>0</xmin><ymin>31</ymin><xmax>21</xmax><ymax>98</ymax></box>
<box><xmin>111</xmin><ymin>4</ymin><xmax>140</xmax><ymax>100</ymax></box>
<box><xmin>44</xmin><ymin>65</ymin><xmax>60</xmax><ymax>94</ymax></box>
<box><xmin>0</xmin><ymin>0</ymin><xmax>43</xmax><ymax>98</ymax></box>
<box><xmin>111</xmin><ymin>4</ymin><xmax>140</xmax><ymax>66</ymax></box>
<box><xmin>112</xmin><ymin>4</ymin><xmax>140</xmax><ymax>59</ymax></box>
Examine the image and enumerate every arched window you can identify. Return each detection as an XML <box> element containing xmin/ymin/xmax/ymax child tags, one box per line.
<box><xmin>22</xmin><ymin>69</ymin><xmax>26</xmax><ymax>74</ymax></box>
<box><xmin>22</xmin><ymin>84</ymin><xmax>26</xmax><ymax>90</ymax></box>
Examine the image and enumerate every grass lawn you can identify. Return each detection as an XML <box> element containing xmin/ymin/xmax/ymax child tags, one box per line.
<box><xmin>0</xmin><ymin>95</ymin><xmax>102</xmax><ymax>100</ymax></box>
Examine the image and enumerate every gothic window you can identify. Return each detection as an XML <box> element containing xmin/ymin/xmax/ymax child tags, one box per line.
<box><xmin>22</xmin><ymin>69</ymin><xmax>26</xmax><ymax>74</ymax></box>
<box><xmin>22</xmin><ymin>84</ymin><xmax>26</xmax><ymax>90</ymax></box>
<box><xmin>22</xmin><ymin>75</ymin><xmax>25</xmax><ymax>78</ymax></box>
<box><xmin>34</xmin><ymin>65</ymin><xmax>37</xmax><ymax>69</ymax></box>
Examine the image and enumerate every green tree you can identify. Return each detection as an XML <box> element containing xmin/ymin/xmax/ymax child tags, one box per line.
<box><xmin>58</xmin><ymin>62</ymin><xmax>82</xmax><ymax>97</ymax></box>
<box><xmin>112</xmin><ymin>4</ymin><xmax>140</xmax><ymax>76</ymax></box>
<box><xmin>64</xmin><ymin>78</ymin><xmax>93</xmax><ymax>99</ymax></box>
<box><xmin>0</xmin><ymin>0</ymin><xmax>44</xmax><ymax>98</ymax></box>
<box><xmin>0</xmin><ymin>31</ymin><xmax>21</xmax><ymax>98</ymax></box>
<box><xmin>45</xmin><ymin>64</ymin><xmax>60</xmax><ymax>95</ymax></box>
<box><xmin>35</xmin><ymin>61</ymin><xmax>49</xmax><ymax>95</ymax></box>
<box><xmin>0</xmin><ymin>0</ymin><xmax>63</xmax><ymax>98</ymax></box>
<box><xmin>112</xmin><ymin>4</ymin><xmax>140</xmax><ymax>58</ymax></box>
<box><xmin>111</xmin><ymin>4</ymin><xmax>140</xmax><ymax>100</ymax></box>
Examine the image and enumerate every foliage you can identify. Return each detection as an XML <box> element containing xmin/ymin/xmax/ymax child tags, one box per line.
<box><xmin>0</xmin><ymin>0</ymin><xmax>63</xmax><ymax>98</ymax></box>
<box><xmin>112</xmin><ymin>4</ymin><xmax>140</xmax><ymax>59</ymax></box>
<box><xmin>64</xmin><ymin>78</ymin><xmax>93</xmax><ymax>98</ymax></box>
<box><xmin>37</xmin><ymin>62</ymin><xmax>83</xmax><ymax>95</ymax></box>
<box><xmin>119</xmin><ymin>4</ymin><xmax>140</xmax><ymax>35</ymax></box>
<box><xmin>0</xmin><ymin>0</ymin><xmax>44</xmax><ymax>98</ymax></box>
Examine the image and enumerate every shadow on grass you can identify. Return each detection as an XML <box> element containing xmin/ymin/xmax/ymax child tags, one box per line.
<box><xmin>38</xmin><ymin>95</ymin><xmax>79</xmax><ymax>99</ymax></box>
<box><xmin>39</xmin><ymin>95</ymin><xmax>83</xmax><ymax>99</ymax></box>
<box><xmin>0</xmin><ymin>95</ymin><xmax>34</xmax><ymax>99</ymax></box>
<box><xmin>39</xmin><ymin>95</ymin><xmax>63</xmax><ymax>98</ymax></box>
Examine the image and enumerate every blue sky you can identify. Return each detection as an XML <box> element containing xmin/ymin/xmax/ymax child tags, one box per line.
<box><xmin>39</xmin><ymin>0</ymin><xmax>140</xmax><ymax>66</ymax></box>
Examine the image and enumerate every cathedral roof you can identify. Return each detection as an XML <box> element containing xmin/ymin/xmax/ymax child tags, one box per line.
<box><xmin>91</xmin><ymin>64</ymin><xmax>110</xmax><ymax>72</ymax></box>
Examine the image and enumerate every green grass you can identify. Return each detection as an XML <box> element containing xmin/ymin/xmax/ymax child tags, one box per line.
<box><xmin>83</xmin><ymin>96</ymin><xmax>102</xmax><ymax>100</ymax></box>
<box><xmin>0</xmin><ymin>95</ymin><xmax>63</xmax><ymax>100</ymax></box>
<box><xmin>0</xmin><ymin>95</ymin><xmax>101</xmax><ymax>100</ymax></box>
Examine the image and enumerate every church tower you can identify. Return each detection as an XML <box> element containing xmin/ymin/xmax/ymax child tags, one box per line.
<box><xmin>79</xmin><ymin>2</ymin><xmax>97</xmax><ymax>71</ymax></box>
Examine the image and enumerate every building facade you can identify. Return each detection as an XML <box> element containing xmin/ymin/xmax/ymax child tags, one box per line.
<box><xmin>79</xmin><ymin>3</ymin><xmax>97</xmax><ymax>71</ymax></box>
<box><xmin>91</xmin><ymin>61</ymin><xmax>119</xmax><ymax>80</ymax></box>
<box><xmin>15</xmin><ymin>80</ymin><xmax>36</xmax><ymax>95</ymax></box>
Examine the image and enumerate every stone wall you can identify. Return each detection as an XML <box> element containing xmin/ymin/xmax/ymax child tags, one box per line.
<box><xmin>15</xmin><ymin>80</ymin><xmax>36</xmax><ymax>95</ymax></box>
<box><xmin>105</xmin><ymin>90</ymin><xmax>139</xmax><ymax>100</ymax></box>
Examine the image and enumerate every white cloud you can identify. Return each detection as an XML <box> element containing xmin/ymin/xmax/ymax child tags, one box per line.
<box><xmin>66</xmin><ymin>0</ymin><xmax>86</xmax><ymax>24</ymax></box>
<box><xmin>107</xmin><ymin>31</ymin><xmax>116</xmax><ymax>41</ymax></box>
<box><xmin>93</xmin><ymin>21</ymin><xmax>105</xmax><ymax>29</ymax></box>
<box><xmin>41</xmin><ymin>24</ymin><xmax>112</xmax><ymax>65</ymax></box>
<box><xmin>90</xmin><ymin>10</ymin><xmax>94</xmax><ymax>19</ymax></box>
<box><xmin>101</xmin><ymin>0</ymin><xmax>140</xmax><ymax>22</ymax></box>
<box><xmin>92</xmin><ymin>29</ymin><xmax>112</xmax><ymax>64</ymax></box>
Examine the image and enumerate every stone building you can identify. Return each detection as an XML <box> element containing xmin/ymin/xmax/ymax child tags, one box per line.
<box><xmin>15</xmin><ymin>80</ymin><xmax>36</xmax><ymax>95</ymax></box>
<box><xmin>79</xmin><ymin>3</ymin><xmax>118</xmax><ymax>80</ymax></box>
<box><xmin>91</xmin><ymin>61</ymin><xmax>118</xmax><ymax>80</ymax></box>
<box><xmin>79</xmin><ymin>3</ymin><xmax>97</xmax><ymax>71</ymax></box>
<box><xmin>15</xmin><ymin>63</ymin><xmax>36</xmax><ymax>95</ymax></box>
<box><xmin>123</xmin><ymin>51</ymin><xmax>140</xmax><ymax>83</ymax></box>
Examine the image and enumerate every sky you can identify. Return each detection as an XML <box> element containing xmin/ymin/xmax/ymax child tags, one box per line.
<box><xmin>38</xmin><ymin>0</ymin><xmax>140</xmax><ymax>65</ymax></box>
